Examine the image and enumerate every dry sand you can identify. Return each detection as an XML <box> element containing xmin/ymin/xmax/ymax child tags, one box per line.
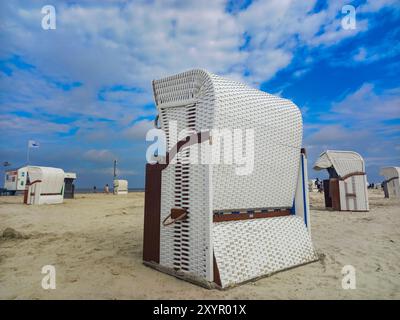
<box><xmin>0</xmin><ymin>189</ymin><xmax>399</xmax><ymax>299</ymax></box>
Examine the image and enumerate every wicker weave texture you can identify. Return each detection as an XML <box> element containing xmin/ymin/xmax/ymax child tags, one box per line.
<box><xmin>154</xmin><ymin>69</ymin><xmax>302</xmax><ymax>210</ymax></box>
<box><xmin>158</xmin><ymin>102</ymin><xmax>211</xmax><ymax>279</ymax></box>
<box><xmin>211</xmin><ymin>73</ymin><xmax>301</xmax><ymax>210</ymax></box>
<box><xmin>213</xmin><ymin>216</ymin><xmax>317</xmax><ymax>288</ymax></box>
<box><xmin>159</xmin><ymin>106</ymin><xmax>189</xmax><ymax>271</ymax></box>
<box><xmin>153</xmin><ymin>69</ymin><xmax>311</xmax><ymax>284</ymax></box>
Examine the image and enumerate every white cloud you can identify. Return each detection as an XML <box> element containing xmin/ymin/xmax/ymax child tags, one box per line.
<box><xmin>353</xmin><ymin>47</ymin><xmax>367</xmax><ymax>61</ymax></box>
<box><xmin>0</xmin><ymin>114</ymin><xmax>70</xmax><ymax>134</ymax></box>
<box><xmin>293</xmin><ymin>68</ymin><xmax>309</xmax><ymax>78</ymax></box>
<box><xmin>329</xmin><ymin>83</ymin><xmax>400</xmax><ymax>123</ymax></box>
<box><xmin>352</xmin><ymin>41</ymin><xmax>400</xmax><ymax>64</ymax></box>
<box><xmin>305</xmin><ymin>83</ymin><xmax>400</xmax><ymax>181</ymax></box>
<box><xmin>307</xmin><ymin>83</ymin><xmax>400</xmax><ymax>147</ymax></box>
<box><xmin>307</xmin><ymin>124</ymin><xmax>370</xmax><ymax>146</ymax></box>
<box><xmin>123</xmin><ymin>119</ymin><xmax>154</xmax><ymax>140</ymax></box>
<box><xmin>1</xmin><ymin>0</ymin><xmax>388</xmax><ymax>96</ymax></box>
<box><xmin>2</xmin><ymin>0</ymin><xmax>399</xmax><ymax>184</ymax></box>
<box><xmin>358</xmin><ymin>0</ymin><xmax>400</xmax><ymax>13</ymax></box>
<box><xmin>86</xmin><ymin>167</ymin><xmax>137</xmax><ymax>176</ymax></box>
<box><xmin>83</xmin><ymin>149</ymin><xmax>116</xmax><ymax>163</ymax></box>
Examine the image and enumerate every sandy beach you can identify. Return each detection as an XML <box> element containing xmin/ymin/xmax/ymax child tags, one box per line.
<box><xmin>0</xmin><ymin>189</ymin><xmax>399</xmax><ymax>300</ymax></box>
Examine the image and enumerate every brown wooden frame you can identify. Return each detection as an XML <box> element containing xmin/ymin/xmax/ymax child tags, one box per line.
<box><xmin>213</xmin><ymin>210</ymin><xmax>291</xmax><ymax>222</ymax></box>
<box><xmin>385</xmin><ymin>176</ymin><xmax>399</xmax><ymax>183</ymax></box>
<box><xmin>340</xmin><ymin>171</ymin><xmax>366</xmax><ymax>180</ymax></box>
<box><xmin>329</xmin><ymin>178</ymin><xmax>341</xmax><ymax>211</ymax></box>
<box><xmin>143</xmin><ymin>131</ymin><xmax>210</xmax><ymax>263</ymax></box>
<box><xmin>143</xmin><ymin>163</ymin><xmax>163</xmax><ymax>263</ymax></box>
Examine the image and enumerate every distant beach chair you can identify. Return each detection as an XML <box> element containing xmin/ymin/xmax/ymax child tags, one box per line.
<box><xmin>24</xmin><ymin>166</ymin><xmax>65</xmax><ymax>205</ymax></box>
<box><xmin>313</xmin><ymin>150</ymin><xmax>369</xmax><ymax>211</ymax></box>
<box><xmin>113</xmin><ymin>179</ymin><xmax>128</xmax><ymax>195</ymax></box>
<box><xmin>142</xmin><ymin>69</ymin><xmax>317</xmax><ymax>289</ymax></box>
<box><xmin>380</xmin><ymin>167</ymin><xmax>400</xmax><ymax>198</ymax></box>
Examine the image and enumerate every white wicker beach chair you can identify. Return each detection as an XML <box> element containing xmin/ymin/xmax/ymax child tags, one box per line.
<box><xmin>143</xmin><ymin>69</ymin><xmax>317</xmax><ymax>288</ymax></box>
<box><xmin>24</xmin><ymin>166</ymin><xmax>65</xmax><ymax>205</ymax></box>
<box><xmin>313</xmin><ymin>150</ymin><xmax>369</xmax><ymax>211</ymax></box>
<box><xmin>380</xmin><ymin>167</ymin><xmax>400</xmax><ymax>198</ymax></box>
<box><xmin>113</xmin><ymin>179</ymin><xmax>128</xmax><ymax>195</ymax></box>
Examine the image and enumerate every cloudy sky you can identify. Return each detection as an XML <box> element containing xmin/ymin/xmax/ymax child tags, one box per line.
<box><xmin>0</xmin><ymin>0</ymin><xmax>399</xmax><ymax>188</ymax></box>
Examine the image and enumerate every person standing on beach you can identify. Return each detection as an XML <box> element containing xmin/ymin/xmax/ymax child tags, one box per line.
<box><xmin>104</xmin><ymin>184</ymin><xmax>109</xmax><ymax>194</ymax></box>
<box><xmin>93</xmin><ymin>186</ymin><xmax>97</xmax><ymax>193</ymax></box>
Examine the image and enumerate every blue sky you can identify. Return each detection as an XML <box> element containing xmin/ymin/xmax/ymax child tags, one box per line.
<box><xmin>0</xmin><ymin>0</ymin><xmax>399</xmax><ymax>187</ymax></box>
